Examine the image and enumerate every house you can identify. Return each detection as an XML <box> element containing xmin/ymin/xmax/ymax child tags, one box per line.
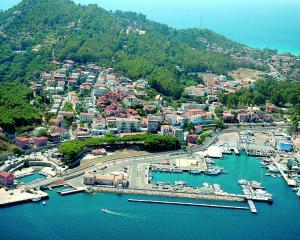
<box><xmin>147</xmin><ymin>115</ymin><xmax>161</xmax><ymax>133</ymax></box>
<box><xmin>181</xmin><ymin>103</ymin><xmax>206</xmax><ymax>111</ymax></box>
<box><xmin>15</xmin><ymin>137</ymin><xmax>31</xmax><ymax>149</ymax></box>
<box><xmin>34</xmin><ymin>137</ymin><xmax>48</xmax><ymax>147</ymax></box>
<box><xmin>0</xmin><ymin>170</ymin><xmax>14</xmax><ymax>187</ymax></box>
<box><xmin>185</xmin><ymin>109</ymin><xmax>204</xmax><ymax>118</ymax></box>
<box><xmin>49</xmin><ymin>126</ymin><xmax>69</xmax><ymax>139</ymax></box>
<box><xmin>160</xmin><ymin>125</ymin><xmax>171</xmax><ymax>136</ymax></box>
<box><xmin>123</xmin><ymin>95</ymin><xmax>138</xmax><ymax>107</ymax></box>
<box><xmin>80</xmin><ymin>113</ymin><xmax>94</xmax><ymax>124</ymax></box>
<box><xmin>265</xmin><ymin>103</ymin><xmax>276</xmax><ymax>113</ymax></box>
<box><xmin>223</xmin><ymin>112</ymin><xmax>235</xmax><ymax>123</ymax></box>
<box><xmin>48</xmin><ymin>133</ymin><xmax>61</xmax><ymax>143</ymax></box>
<box><xmin>184</xmin><ymin>85</ymin><xmax>209</xmax><ymax>97</ymax></box>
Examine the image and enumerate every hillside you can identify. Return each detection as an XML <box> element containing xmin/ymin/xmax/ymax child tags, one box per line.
<box><xmin>0</xmin><ymin>0</ymin><xmax>262</xmax><ymax>98</ymax></box>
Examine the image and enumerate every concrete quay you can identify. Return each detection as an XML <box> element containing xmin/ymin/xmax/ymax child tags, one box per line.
<box><xmin>0</xmin><ymin>188</ymin><xmax>48</xmax><ymax>208</ymax></box>
<box><xmin>94</xmin><ymin>187</ymin><xmax>245</xmax><ymax>202</ymax></box>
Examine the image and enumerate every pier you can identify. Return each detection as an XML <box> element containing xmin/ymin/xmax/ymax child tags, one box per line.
<box><xmin>0</xmin><ymin>188</ymin><xmax>48</xmax><ymax>208</ymax></box>
<box><xmin>247</xmin><ymin>200</ymin><xmax>257</xmax><ymax>214</ymax></box>
<box><xmin>58</xmin><ymin>187</ymin><xmax>86</xmax><ymax>196</ymax></box>
<box><xmin>128</xmin><ymin>199</ymin><xmax>249</xmax><ymax>211</ymax></box>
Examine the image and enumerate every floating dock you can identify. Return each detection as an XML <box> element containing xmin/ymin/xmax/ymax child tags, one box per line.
<box><xmin>247</xmin><ymin>200</ymin><xmax>257</xmax><ymax>214</ymax></box>
<box><xmin>128</xmin><ymin>199</ymin><xmax>249</xmax><ymax>211</ymax></box>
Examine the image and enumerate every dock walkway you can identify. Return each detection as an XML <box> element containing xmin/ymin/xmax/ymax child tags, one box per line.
<box><xmin>247</xmin><ymin>200</ymin><xmax>257</xmax><ymax>214</ymax></box>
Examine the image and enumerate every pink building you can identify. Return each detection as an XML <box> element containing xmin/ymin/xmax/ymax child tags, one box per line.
<box><xmin>187</xmin><ymin>134</ymin><xmax>198</xmax><ymax>144</ymax></box>
<box><xmin>0</xmin><ymin>170</ymin><xmax>14</xmax><ymax>187</ymax></box>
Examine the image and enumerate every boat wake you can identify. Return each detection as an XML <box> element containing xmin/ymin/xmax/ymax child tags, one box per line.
<box><xmin>101</xmin><ymin>208</ymin><xmax>135</xmax><ymax>218</ymax></box>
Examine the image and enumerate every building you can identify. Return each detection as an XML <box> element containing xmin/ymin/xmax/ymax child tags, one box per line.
<box><xmin>115</xmin><ymin>118</ymin><xmax>141</xmax><ymax>133</ymax></box>
<box><xmin>0</xmin><ymin>170</ymin><xmax>14</xmax><ymax>187</ymax></box>
<box><xmin>173</xmin><ymin>128</ymin><xmax>184</xmax><ymax>143</ymax></box>
<box><xmin>278</xmin><ymin>141</ymin><xmax>293</xmax><ymax>152</ymax></box>
<box><xmin>223</xmin><ymin>112</ymin><xmax>235</xmax><ymax>123</ymax></box>
<box><xmin>80</xmin><ymin>112</ymin><xmax>94</xmax><ymax>124</ymax></box>
<box><xmin>160</xmin><ymin>125</ymin><xmax>171</xmax><ymax>136</ymax></box>
<box><xmin>15</xmin><ymin>137</ymin><xmax>31</xmax><ymax>149</ymax></box>
<box><xmin>92</xmin><ymin>149</ymin><xmax>107</xmax><ymax>156</ymax></box>
<box><xmin>187</xmin><ymin>134</ymin><xmax>198</xmax><ymax>144</ymax></box>
<box><xmin>34</xmin><ymin>137</ymin><xmax>48</xmax><ymax>147</ymax></box>
<box><xmin>184</xmin><ymin>85</ymin><xmax>209</xmax><ymax>97</ymax></box>
<box><xmin>83</xmin><ymin>173</ymin><xmax>128</xmax><ymax>187</ymax></box>
<box><xmin>147</xmin><ymin>116</ymin><xmax>161</xmax><ymax>133</ymax></box>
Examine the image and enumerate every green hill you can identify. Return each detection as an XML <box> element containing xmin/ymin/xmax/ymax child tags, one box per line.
<box><xmin>0</xmin><ymin>0</ymin><xmax>255</xmax><ymax>98</ymax></box>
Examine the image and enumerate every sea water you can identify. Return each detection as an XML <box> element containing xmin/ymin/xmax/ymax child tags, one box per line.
<box><xmin>1</xmin><ymin>153</ymin><xmax>300</xmax><ymax>240</ymax></box>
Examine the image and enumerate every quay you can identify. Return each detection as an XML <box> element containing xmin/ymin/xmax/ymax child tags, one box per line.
<box><xmin>128</xmin><ymin>199</ymin><xmax>249</xmax><ymax>211</ymax></box>
<box><xmin>272</xmin><ymin>158</ymin><xmax>296</xmax><ymax>187</ymax></box>
<box><xmin>247</xmin><ymin>200</ymin><xmax>257</xmax><ymax>214</ymax></box>
<box><xmin>58</xmin><ymin>187</ymin><xmax>86</xmax><ymax>196</ymax></box>
<box><xmin>95</xmin><ymin>187</ymin><xmax>245</xmax><ymax>202</ymax></box>
<box><xmin>0</xmin><ymin>188</ymin><xmax>48</xmax><ymax>208</ymax></box>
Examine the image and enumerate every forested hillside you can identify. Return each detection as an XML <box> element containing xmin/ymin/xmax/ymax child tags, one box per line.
<box><xmin>0</xmin><ymin>0</ymin><xmax>253</xmax><ymax>98</ymax></box>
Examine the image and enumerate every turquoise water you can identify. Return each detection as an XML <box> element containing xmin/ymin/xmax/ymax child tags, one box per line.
<box><xmin>17</xmin><ymin>172</ymin><xmax>46</xmax><ymax>184</ymax></box>
<box><xmin>1</xmin><ymin>0</ymin><xmax>299</xmax><ymax>55</ymax></box>
<box><xmin>1</xmin><ymin>153</ymin><xmax>300</xmax><ymax>240</ymax></box>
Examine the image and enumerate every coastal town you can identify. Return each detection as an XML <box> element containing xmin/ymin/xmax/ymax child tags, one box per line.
<box><xmin>0</xmin><ymin>59</ymin><xmax>299</xmax><ymax>214</ymax></box>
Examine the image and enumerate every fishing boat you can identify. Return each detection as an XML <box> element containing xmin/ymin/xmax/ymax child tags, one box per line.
<box><xmin>205</xmin><ymin>169</ymin><xmax>220</xmax><ymax>176</ymax></box>
<box><xmin>267</xmin><ymin>165</ymin><xmax>280</xmax><ymax>173</ymax></box>
<box><xmin>32</xmin><ymin>197</ymin><xmax>41</xmax><ymax>202</ymax></box>
<box><xmin>238</xmin><ymin>179</ymin><xmax>247</xmax><ymax>185</ymax></box>
<box><xmin>175</xmin><ymin>181</ymin><xmax>187</xmax><ymax>186</ymax></box>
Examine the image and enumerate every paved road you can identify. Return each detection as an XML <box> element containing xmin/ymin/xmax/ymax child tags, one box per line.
<box><xmin>24</xmin><ymin>127</ymin><xmax>281</xmax><ymax>189</ymax></box>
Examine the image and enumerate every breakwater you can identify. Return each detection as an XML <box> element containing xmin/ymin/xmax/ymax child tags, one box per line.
<box><xmin>95</xmin><ymin>187</ymin><xmax>245</xmax><ymax>202</ymax></box>
<box><xmin>128</xmin><ymin>198</ymin><xmax>249</xmax><ymax>211</ymax></box>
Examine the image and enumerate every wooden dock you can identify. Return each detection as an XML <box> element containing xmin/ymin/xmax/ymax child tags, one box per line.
<box><xmin>128</xmin><ymin>199</ymin><xmax>249</xmax><ymax>211</ymax></box>
<box><xmin>247</xmin><ymin>200</ymin><xmax>257</xmax><ymax>214</ymax></box>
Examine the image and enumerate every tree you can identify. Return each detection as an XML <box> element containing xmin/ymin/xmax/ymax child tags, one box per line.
<box><xmin>214</xmin><ymin>107</ymin><xmax>223</xmax><ymax>118</ymax></box>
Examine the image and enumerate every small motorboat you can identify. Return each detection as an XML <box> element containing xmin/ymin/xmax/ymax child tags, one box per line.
<box><xmin>32</xmin><ymin>197</ymin><xmax>41</xmax><ymax>202</ymax></box>
<box><xmin>101</xmin><ymin>208</ymin><xmax>109</xmax><ymax>213</ymax></box>
<box><xmin>42</xmin><ymin>201</ymin><xmax>46</xmax><ymax>206</ymax></box>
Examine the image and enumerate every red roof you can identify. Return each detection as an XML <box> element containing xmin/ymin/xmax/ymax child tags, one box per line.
<box><xmin>0</xmin><ymin>170</ymin><xmax>13</xmax><ymax>178</ymax></box>
<box><xmin>35</xmin><ymin>137</ymin><xmax>48</xmax><ymax>141</ymax></box>
<box><xmin>16</xmin><ymin>137</ymin><xmax>31</xmax><ymax>142</ymax></box>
